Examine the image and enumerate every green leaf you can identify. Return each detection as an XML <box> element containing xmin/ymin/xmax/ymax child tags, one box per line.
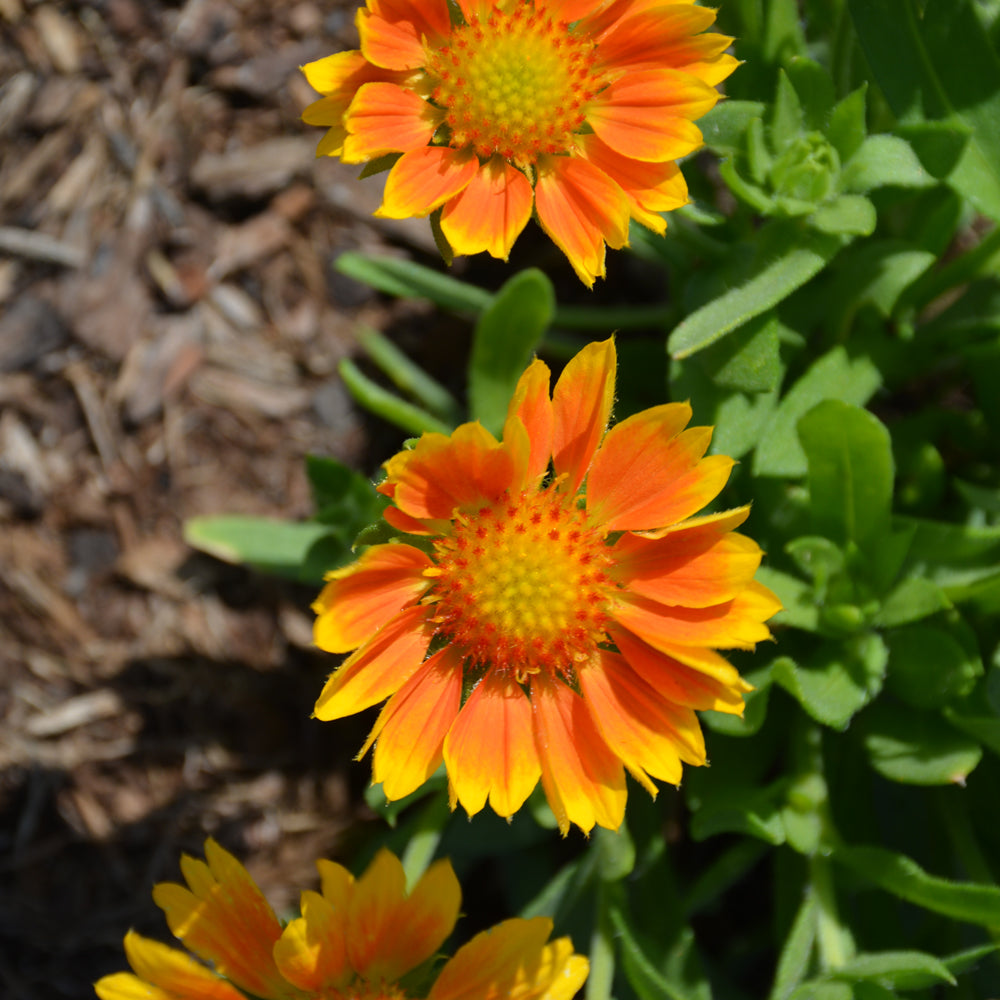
<box><xmin>835</xmin><ymin>844</ymin><xmax>1000</xmax><ymax>927</ymax></box>
<box><xmin>754</xmin><ymin>347</ymin><xmax>882</xmax><ymax>477</ymax></box>
<box><xmin>770</xmin><ymin>891</ymin><xmax>817</xmax><ymax>1000</ymax></box>
<box><xmin>306</xmin><ymin>455</ymin><xmax>384</xmax><ymax>529</ymax></box>
<box><xmin>827</xmin><ymin>241</ymin><xmax>936</xmax><ymax>321</ymax></box>
<box><xmin>827</xmin><ymin>84</ymin><xmax>868</xmax><ymax>164</ymax></box>
<box><xmin>689</xmin><ymin>784</ymin><xmax>787</xmax><ymax>845</ymax></box>
<box><xmin>594</xmin><ymin>826</ymin><xmax>636</xmax><ymax>882</ymax></box>
<box><xmin>754</xmin><ymin>567</ymin><xmax>820</xmax><ymax>632</ymax></box>
<box><xmin>841</xmin><ymin>135</ymin><xmax>933</xmax><ymax>192</ymax></box>
<box><xmin>772</xmin><ymin>636</ymin><xmax>887</xmax><ymax>730</ymax></box>
<box><xmin>783</xmin><ymin>57</ymin><xmax>836</xmax><ymax>132</ymax></box>
<box><xmin>468</xmin><ymin>269</ymin><xmax>554</xmax><ymax>435</ymax></box>
<box><xmin>830</xmin><ymin>950</ymin><xmax>955</xmax><ymax>989</ymax></box>
<box><xmin>810</xmin><ymin>195</ymin><xmax>877</xmax><ymax>237</ymax></box>
<box><xmin>609</xmin><ymin>901</ymin><xmax>710</xmax><ymax>1000</ymax></box>
<box><xmin>700</xmin><ymin>100</ymin><xmax>767</xmax><ymax>155</ymax></box>
<box><xmin>896</xmin><ymin>120</ymin><xmax>971</xmax><ymax>179</ymax></box>
<box><xmin>945</xmin><ymin>709</ymin><xmax>1000</xmax><ymax>758</ymax></box>
<box><xmin>184</xmin><ymin>516</ymin><xmax>335</xmax><ymax>582</ymax></box>
<box><xmin>668</xmin><ymin>228</ymin><xmax>842</xmax><ymax>359</ymax></box>
<box><xmin>691</xmin><ymin>312</ymin><xmax>783</xmax><ymax>392</ymax></box>
<box><xmin>787</xmin><ymin>983</ymin><xmax>851</xmax><ymax>1000</ymax></box>
<box><xmin>863</xmin><ymin>701</ymin><xmax>983</xmax><ymax>785</ymax></box>
<box><xmin>884</xmin><ymin>621</ymin><xmax>981</xmax><ymax>708</ymax></box>
<box><xmin>896</xmin><ymin>516</ymin><xmax>1000</xmax><ymax>603</ymax></box>
<box><xmin>771</xmin><ymin>70</ymin><xmax>805</xmax><ymax>148</ymax></box>
<box><xmin>797</xmin><ymin>400</ymin><xmax>894</xmax><ymax>550</ymax></box>
<box><xmin>848</xmin><ymin>0</ymin><xmax>1000</xmax><ymax>220</ymax></box>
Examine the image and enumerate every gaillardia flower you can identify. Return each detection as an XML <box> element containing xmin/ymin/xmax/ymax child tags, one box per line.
<box><xmin>95</xmin><ymin>840</ymin><xmax>588</xmax><ymax>1000</ymax></box>
<box><xmin>312</xmin><ymin>339</ymin><xmax>780</xmax><ymax>834</ymax></box>
<box><xmin>301</xmin><ymin>0</ymin><xmax>736</xmax><ymax>285</ymax></box>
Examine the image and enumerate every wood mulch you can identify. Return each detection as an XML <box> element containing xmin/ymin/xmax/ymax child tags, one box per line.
<box><xmin>0</xmin><ymin>1</ymin><xmax>483</xmax><ymax>995</ymax></box>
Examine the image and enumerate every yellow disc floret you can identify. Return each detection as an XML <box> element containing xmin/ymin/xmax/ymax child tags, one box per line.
<box><xmin>428</xmin><ymin>488</ymin><xmax>613</xmax><ymax>678</ymax></box>
<box><xmin>427</xmin><ymin>3</ymin><xmax>603</xmax><ymax>163</ymax></box>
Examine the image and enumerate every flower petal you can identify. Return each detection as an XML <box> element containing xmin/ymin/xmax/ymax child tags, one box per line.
<box><xmin>596</xmin><ymin>5</ymin><xmax>727</xmax><ymax>73</ymax></box>
<box><xmin>314</xmin><ymin>604</ymin><xmax>432</xmax><ymax>721</ymax></box>
<box><xmin>312</xmin><ymin>543</ymin><xmax>434</xmax><ymax>654</ymax></box>
<box><xmin>345</xmin><ymin>850</ymin><xmax>408</xmax><ymax>978</ymax></box>
<box><xmin>504</xmin><ymin>358</ymin><xmax>554</xmax><ymax>483</ymax></box>
<box><xmin>587</xmin><ymin>405</ymin><xmax>734</xmax><ymax>530</ymax></box>
<box><xmin>317</xmin><ymin>858</ymin><xmax>355</xmax><ymax>911</ymax></box>
<box><xmin>611</xmin><ymin>625</ymin><xmax>750</xmax><ymax>715</ymax></box>
<box><xmin>440</xmin><ymin>157</ymin><xmax>534</xmax><ymax>260</ymax></box>
<box><xmin>384</xmin><ymin>422</ymin><xmax>527</xmax><ymax>520</ymax></box>
<box><xmin>380</xmin><ymin>146</ymin><xmax>478</xmax><ymax>218</ymax></box>
<box><xmin>444</xmin><ymin>673</ymin><xmax>542</xmax><ymax>819</ymax></box>
<box><xmin>612</xmin><ymin>581</ymin><xmax>782</xmax><ymax>650</ymax></box>
<box><xmin>369</xmin><ymin>646</ymin><xmax>464</xmax><ymax>800</ymax></box>
<box><xmin>534</xmin><ymin>157</ymin><xmax>630</xmax><ymax>287</ymax></box>
<box><xmin>588</xmin><ymin>69</ymin><xmax>717</xmax><ymax>162</ymax></box>
<box><xmin>577</xmin><ymin>134</ymin><xmax>688</xmax><ymax>235</ymax></box>
<box><xmin>151</xmin><ymin>841</ymin><xmax>287</xmax><ymax>1000</ymax></box>
<box><xmin>428</xmin><ymin>917</ymin><xmax>572</xmax><ymax>1000</ymax></box>
<box><xmin>531</xmin><ymin>674</ymin><xmax>626</xmax><ymax>835</ymax></box>
<box><xmin>95</xmin><ymin>932</ymin><xmax>244</xmax><ymax>1000</ymax></box>
<box><xmin>580</xmin><ymin>649</ymin><xmax>706</xmax><ymax>791</ymax></box>
<box><xmin>551</xmin><ymin>338</ymin><xmax>616</xmax><ymax>493</ymax></box>
<box><xmin>274</xmin><ymin>891</ymin><xmax>352</xmax><ymax>993</ymax></box>
<box><xmin>342</xmin><ymin>82</ymin><xmax>443</xmax><ymax>163</ymax></box>
<box><xmin>612</xmin><ymin>531</ymin><xmax>763</xmax><ymax>608</ymax></box>
<box><xmin>358</xmin><ymin>0</ymin><xmax>451</xmax><ymax>70</ymax></box>
<box><xmin>387</xmin><ymin>859</ymin><xmax>463</xmax><ymax>979</ymax></box>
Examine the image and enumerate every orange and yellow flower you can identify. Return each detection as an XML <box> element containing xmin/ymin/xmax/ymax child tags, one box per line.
<box><xmin>301</xmin><ymin>0</ymin><xmax>736</xmax><ymax>285</ymax></box>
<box><xmin>312</xmin><ymin>339</ymin><xmax>780</xmax><ymax>834</ymax></box>
<box><xmin>95</xmin><ymin>840</ymin><xmax>588</xmax><ymax>1000</ymax></box>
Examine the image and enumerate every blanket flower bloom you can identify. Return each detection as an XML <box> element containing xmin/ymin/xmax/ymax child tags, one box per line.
<box><xmin>312</xmin><ymin>339</ymin><xmax>780</xmax><ymax>834</ymax></box>
<box><xmin>301</xmin><ymin>0</ymin><xmax>736</xmax><ymax>285</ymax></box>
<box><xmin>95</xmin><ymin>840</ymin><xmax>588</xmax><ymax>1000</ymax></box>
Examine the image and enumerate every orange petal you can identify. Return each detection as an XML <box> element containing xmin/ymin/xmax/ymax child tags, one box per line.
<box><xmin>151</xmin><ymin>841</ymin><xmax>287</xmax><ymax>1000</ymax></box>
<box><xmin>444</xmin><ymin>673</ymin><xmax>542</xmax><ymax>819</ymax></box>
<box><xmin>380</xmin><ymin>146</ymin><xmax>478</xmax><ymax>218</ymax></box>
<box><xmin>344</xmin><ymin>850</ymin><xmax>408</xmax><ymax>978</ymax></box>
<box><xmin>612</xmin><ymin>531</ymin><xmax>762</xmax><ymax>608</ymax></box>
<box><xmin>368</xmin><ymin>646</ymin><xmax>464</xmax><ymax>800</ymax></box>
<box><xmin>504</xmin><ymin>358</ymin><xmax>554</xmax><ymax>483</ymax></box>
<box><xmin>587</xmin><ymin>69</ymin><xmax>716</xmax><ymax>162</ymax></box>
<box><xmin>550</xmin><ymin>338</ymin><xmax>616</xmax><ymax>493</ymax></box>
<box><xmin>383</xmin><ymin>503</ymin><xmax>450</xmax><ymax>536</ymax></box>
<box><xmin>344</xmin><ymin>849</ymin><xmax>459</xmax><ymax>983</ymax></box>
<box><xmin>577</xmin><ymin>133</ymin><xmax>688</xmax><ymax>235</ymax></box>
<box><xmin>610</xmin><ymin>625</ymin><xmax>750</xmax><ymax>715</ymax></box>
<box><xmin>312</xmin><ymin>543</ymin><xmax>434</xmax><ymax>654</ymax></box>
<box><xmin>95</xmin><ymin>932</ymin><xmax>244</xmax><ymax>1000</ymax></box>
<box><xmin>534</xmin><ymin>156</ymin><xmax>630</xmax><ymax>287</ymax></box>
<box><xmin>596</xmin><ymin>6</ymin><xmax>726</xmax><ymax>73</ymax></box>
<box><xmin>314</xmin><ymin>604</ymin><xmax>432</xmax><ymax>721</ymax></box>
<box><xmin>376</xmin><ymin>859</ymin><xmax>462</xmax><ymax>981</ymax></box>
<box><xmin>531</xmin><ymin>674</ymin><xmax>626</xmax><ymax>835</ymax></box>
<box><xmin>440</xmin><ymin>157</ymin><xmax>534</xmax><ymax>260</ymax></box>
<box><xmin>358</xmin><ymin>0</ymin><xmax>451</xmax><ymax>70</ymax></box>
<box><xmin>580</xmin><ymin>650</ymin><xmax>706</xmax><ymax>793</ymax></box>
<box><xmin>611</xmin><ymin>581</ymin><xmax>781</xmax><ymax>650</ymax></box>
<box><xmin>383</xmin><ymin>422</ymin><xmax>527</xmax><ymax>520</ymax></box>
<box><xmin>587</xmin><ymin>407</ymin><xmax>734</xmax><ymax>530</ymax></box>
<box><xmin>428</xmin><ymin>917</ymin><xmax>555</xmax><ymax>1000</ymax></box>
<box><xmin>633</xmin><ymin>504</ymin><xmax>749</xmax><ymax>540</ymax></box>
<box><xmin>342</xmin><ymin>82</ymin><xmax>442</xmax><ymax>163</ymax></box>
<box><xmin>274</xmin><ymin>891</ymin><xmax>352</xmax><ymax>993</ymax></box>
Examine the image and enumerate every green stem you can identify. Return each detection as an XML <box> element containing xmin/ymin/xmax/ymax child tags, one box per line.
<box><xmin>809</xmin><ymin>855</ymin><xmax>853</xmax><ymax>971</ymax></box>
<box><xmin>338</xmin><ymin>359</ymin><xmax>452</xmax><ymax>436</ymax></box>
<box><xmin>586</xmin><ymin>880</ymin><xmax>616</xmax><ymax>1000</ymax></box>
<box><xmin>400</xmin><ymin>791</ymin><xmax>451</xmax><ymax>889</ymax></box>
<box><xmin>358</xmin><ymin>327</ymin><xmax>462</xmax><ymax>425</ymax></box>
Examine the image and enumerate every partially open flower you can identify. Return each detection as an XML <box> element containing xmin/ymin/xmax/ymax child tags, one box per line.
<box><xmin>301</xmin><ymin>0</ymin><xmax>736</xmax><ymax>284</ymax></box>
<box><xmin>95</xmin><ymin>840</ymin><xmax>588</xmax><ymax>1000</ymax></box>
<box><xmin>312</xmin><ymin>339</ymin><xmax>780</xmax><ymax>834</ymax></box>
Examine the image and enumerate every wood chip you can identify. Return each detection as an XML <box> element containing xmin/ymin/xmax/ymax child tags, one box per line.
<box><xmin>190</xmin><ymin>136</ymin><xmax>316</xmax><ymax>201</ymax></box>
<box><xmin>25</xmin><ymin>689</ymin><xmax>123</xmax><ymax>737</ymax></box>
<box><xmin>190</xmin><ymin>366</ymin><xmax>310</xmax><ymax>419</ymax></box>
<box><xmin>0</xmin><ymin>225</ymin><xmax>85</xmax><ymax>268</ymax></box>
<box><xmin>33</xmin><ymin>5</ymin><xmax>85</xmax><ymax>74</ymax></box>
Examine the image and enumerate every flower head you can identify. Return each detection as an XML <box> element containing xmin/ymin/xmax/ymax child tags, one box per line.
<box><xmin>95</xmin><ymin>840</ymin><xmax>588</xmax><ymax>1000</ymax></box>
<box><xmin>301</xmin><ymin>0</ymin><xmax>736</xmax><ymax>285</ymax></box>
<box><xmin>312</xmin><ymin>339</ymin><xmax>781</xmax><ymax>834</ymax></box>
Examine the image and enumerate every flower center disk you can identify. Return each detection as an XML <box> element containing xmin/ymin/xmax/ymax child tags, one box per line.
<box><xmin>430</xmin><ymin>489</ymin><xmax>612</xmax><ymax>678</ymax></box>
<box><xmin>427</xmin><ymin>4</ymin><xmax>602</xmax><ymax>163</ymax></box>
